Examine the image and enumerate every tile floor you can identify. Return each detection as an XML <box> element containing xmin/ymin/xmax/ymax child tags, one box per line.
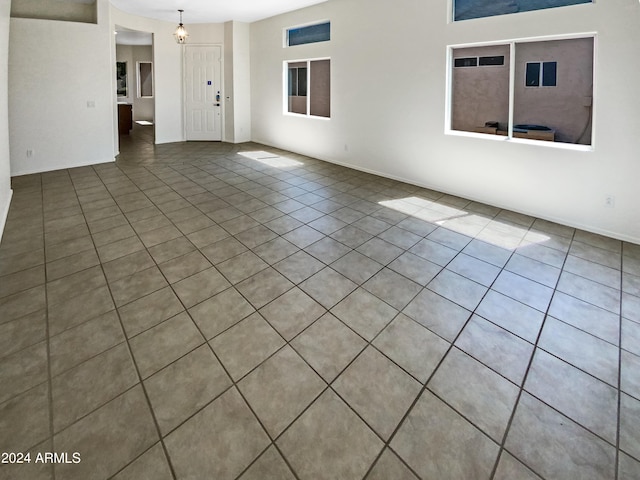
<box><xmin>1</xmin><ymin>129</ymin><xmax>639</xmax><ymax>480</ymax></box>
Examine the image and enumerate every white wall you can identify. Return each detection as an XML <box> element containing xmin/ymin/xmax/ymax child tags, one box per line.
<box><xmin>111</xmin><ymin>8</ymin><xmax>183</xmax><ymax>147</ymax></box>
<box><xmin>0</xmin><ymin>0</ymin><xmax>12</xmax><ymax>239</ymax></box>
<box><xmin>250</xmin><ymin>0</ymin><xmax>640</xmax><ymax>243</ymax></box>
<box><xmin>223</xmin><ymin>21</ymin><xmax>252</xmax><ymax>144</ymax></box>
<box><xmin>9</xmin><ymin>0</ymin><xmax>115</xmax><ymax>176</ymax></box>
<box><xmin>232</xmin><ymin>22</ymin><xmax>251</xmax><ymax>143</ymax></box>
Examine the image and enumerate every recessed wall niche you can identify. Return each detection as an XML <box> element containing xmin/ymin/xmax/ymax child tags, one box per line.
<box><xmin>11</xmin><ymin>0</ymin><xmax>97</xmax><ymax>24</ymax></box>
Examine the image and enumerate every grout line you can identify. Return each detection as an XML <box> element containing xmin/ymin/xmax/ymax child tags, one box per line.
<box><xmin>4</xmin><ymin>141</ymin><xmax>634</xmax><ymax>480</ymax></box>
<box><xmin>488</xmin><ymin>227</ymin><xmax>576</xmax><ymax>480</ymax></box>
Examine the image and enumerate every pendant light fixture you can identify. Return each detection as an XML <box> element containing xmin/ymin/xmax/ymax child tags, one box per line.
<box><xmin>174</xmin><ymin>9</ymin><xmax>188</xmax><ymax>44</ymax></box>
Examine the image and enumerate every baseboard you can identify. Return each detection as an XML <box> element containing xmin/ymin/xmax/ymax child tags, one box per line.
<box><xmin>0</xmin><ymin>187</ymin><xmax>13</xmax><ymax>244</ymax></box>
<box><xmin>11</xmin><ymin>157</ymin><xmax>116</xmax><ymax>177</ymax></box>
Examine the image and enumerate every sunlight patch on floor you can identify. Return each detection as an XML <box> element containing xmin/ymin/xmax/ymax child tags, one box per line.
<box><xmin>379</xmin><ymin>197</ymin><xmax>550</xmax><ymax>250</ymax></box>
<box><xmin>239</xmin><ymin>151</ymin><xmax>304</xmax><ymax>168</ymax></box>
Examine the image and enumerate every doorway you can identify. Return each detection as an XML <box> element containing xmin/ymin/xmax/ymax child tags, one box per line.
<box><xmin>115</xmin><ymin>26</ymin><xmax>155</xmax><ymax>148</ymax></box>
<box><xmin>184</xmin><ymin>45</ymin><xmax>222</xmax><ymax>141</ymax></box>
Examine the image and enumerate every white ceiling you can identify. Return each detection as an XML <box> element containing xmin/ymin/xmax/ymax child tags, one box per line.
<box><xmin>109</xmin><ymin>0</ymin><xmax>329</xmax><ymax>24</ymax></box>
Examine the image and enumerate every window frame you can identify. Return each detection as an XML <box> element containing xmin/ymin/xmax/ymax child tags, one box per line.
<box><xmin>445</xmin><ymin>33</ymin><xmax>597</xmax><ymax>151</ymax></box>
<box><xmin>451</xmin><ymin>0</ymin><xmax>593</xmax><ymax>23</ymax></box>
<box><xmin>283</xmin><ymin>57</ymin><xmax>331</xmax><ymax>120</ymax></box>
<box><xmin>525</xmin><ymin>61</ymin><xmax>558</xmax><ymax>88</ymax></box>
<box><xmin>137</xmin><ymin>61</ymin><xmax>153</xmax><ymax>98</ymax></box>
<box><xmin>284</xmin><ymin>20</ymin><xmax>331</xmax><ymax>48</ymax></box>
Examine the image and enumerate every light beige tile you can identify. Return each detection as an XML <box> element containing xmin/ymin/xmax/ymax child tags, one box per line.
<box><xmin>210</xmin><ymin>313</ymin><xmax>285</xmax><ymax>381</ymax></box>
<box><xmin>334</xmin><ymin>347</ymin><xmax>421</xmax><ymax>439</ymax></box>
<box><xmin>373</xmin><ymin>313</ymin><xmax>449</xmax><ymax>383</ymax></box>
<box><xmin>238</xmin><ymin>445</ymin><xmax>296</xmax><ymax>480</ymax></box>
<box><xmin>391</xmin><ymin>390</ymin><xmax>499</xmax><ymax>480</ymax></box>
<box><xmin>505</xmin><ymin>393</ymin><xmax>615</xmax><ymax>480</ymax></box>
<box><xmin>277</xmin><ymin>389</ymin><xmax>383</xmax><ymax>480</ymax></box>
<box><xmin>239</xmin><ymin>346</ymin><xmax>325</xmax><ymax>437</ymax></box>
<box><xmin>429</xmin><ymin>348</ymin><xmax>519</xmax><ymax>442</ymax></box>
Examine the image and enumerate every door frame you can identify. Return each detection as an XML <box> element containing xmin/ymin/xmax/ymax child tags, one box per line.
<box><xmin>182</xmin><ymin>43</ymin><xmax>225</xmax><ymax>141</ymax></box>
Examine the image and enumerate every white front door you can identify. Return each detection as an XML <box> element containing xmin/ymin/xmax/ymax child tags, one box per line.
<box><xmin>184</xmin><ymin>45</ymin><xmax>222</xmax><ymax>141</ymax></box>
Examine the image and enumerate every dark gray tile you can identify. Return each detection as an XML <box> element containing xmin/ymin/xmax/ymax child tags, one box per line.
<box><xmin>165</xmin><ymin>387</ymin><xmax>270</xmax><ymax>480</ymax></box>
<box><xmin>0</xmin><ymin>310</ymin><xmax>46</xmax><ymax>360</ymax></box>
<box><xmin>147</xmin><ymin>236</ymin><xmax>196</xmax><ymax>264</ymax></box>
<box><xmin>97</xmin><ymin>235</ymin><xmax>145</xmax><ymax>263</ymax></box>
<box><xmin>158</xmin><ymin>250</ymin><xmax>212</xmax><ymax>284</ymax></box>
<box><xmin>109</xmin><ymin>267</ymin><xmax>168</xmax><ymax>307</ymax></box>
<box><xmin>145</xmin><ymin>345</ymin><xmax>231</xmax><ymax>435</ymax></box>
<box><xmin>111</xmin><ymin>443</ymin><xmax>173</xmax><ymax>480</ymax></box>
<box><xmin>52</xmin><ymin>343</ymin><xmax>138</xmax><ymax>431</ymax></box>
<box><xmin>46</xmin><ymin>265</ymin><xmax>106</xmax><ymax>305</ymax></box>
<box><xmin>50</xmin><ymin>310</ymin><xmax>124</xmax><ymax>376</ymax></box>
<box><xmin>0</xmin><ymin>265</ymin><xmax>45</xmax><ymax>299</ymax></box>
<box><xmin>53</xmin><ymin>386</ymin><xmax>158</xmax><ymax>480</ymax></box>
<box><xmin>129</xmin><ymin>312</ymin><xmax>204</xmax><ymax>378</ymax></box>
<box><xmin>118</xmin><ymin>286</ymin><xmax>184</xmax><ymax>338</ymax></box>
<box><xmin>48</xmin><ymin>286</ymin><xmax>114</xmax><ymax>335</ymax></box>
<box><xmin>0</xmin><ymin>341</ymin><xmax>47</xmax><ymax>403</ymax></box>
<box><xmin>0</xmin><ymin>383</ymin><xmax>49</xmax><ymax>453</ymax></box>
<box><xmin>102</xmin><ymin>250</ymin><xmax>156</xmax><ymax>283</ymax></box>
